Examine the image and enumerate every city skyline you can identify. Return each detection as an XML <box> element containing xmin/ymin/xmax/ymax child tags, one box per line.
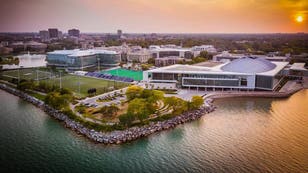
<box><xmin>0</xmin><ymin>0</ymin><xmax>307</xmax><ymax>33</ymax></box>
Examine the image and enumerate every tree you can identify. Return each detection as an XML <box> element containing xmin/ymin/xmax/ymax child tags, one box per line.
<box><xmin>87</xmin><ymin>88</ymin><xmax>97</xmax><ymax>95</ymax></box>
<box><xmin>59</xmin><ymin>88</ymin><xmax>72</xmax><ymax>95</ymax></box>
<box><xmin>127</xmin><ymin>98</ymin><xmax>149</xmax><ymax>122</ymax></box>
<box><xmin>119</xmin><ymin>113</ymin><xmax>135</xmax><ymax>126</ymax></box>
<box><xmin>100</xmin><ymin>104</ymin><xmax>119</xmax><ymax>117</ymax></box>
<box><xmin>45</xmin><ymin>90</ymin><xmax>73</xmax><ymax>110</ymax></box>
<box><xmin>164</xmin><ymin>96</ymin><xmax>188</xmax><ymax>115</ymax></box>
<box><xmin>189</xmin><ymin>96</ymin><xmax>204</xmax><ymax>110</ymax></box>
<box><xmin>141</xmin><ymin>64</ymin><xmax>150</xmax><ymax>71</ymax></box>
<box><xmin>37</xmin><ymin>81</ymin><xmax>57</xmax><ymax>93</ymax></box>
<box><xmin>138</xmin><ymin>89</ymin><xmax>164</xmax><ymax>114</ymax></box>
<box><xmin>199</xmin><ymin>51</ymin><xmax>213</xmax><ymax>60</ymax></box>
<box><xmin>125</xmin><ymin>85</ymin><xmax>144</xmax><ymax>100</ymax></box>
<box><xmin>282</xmin><ymin>48</ymin><xmax>293</xmax><ymax>55</ymax></box>
<box><xmin>199</xmin><ymin>51</ymin><xmax>209</xmax><ymax>59</ymax></box>
<box><xmin>17</xmin><ymin>79</ymin><xmax>35</xmax><ymax>91</ymax></box>
<box><xmin>145</xmin><ymin>90</ymin><xmax>164</xmax><ymax>104</ymax></box>
<box><xmin>147</xmin><ymin>58</ymin><xmax>155</xmax><ymax>65</ymax></box>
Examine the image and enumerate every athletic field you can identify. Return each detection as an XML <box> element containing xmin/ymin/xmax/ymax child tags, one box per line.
<box><xmin>45</xmin><ymin>74</ymin><xmax>128</xmax><ymax>97</ymax></box>
<box><xmin>101</xmin><ymin>68</ymin><xmax>143</xmax><ymax>81</ymax></box>
<box><xmin>1</xmin><ymin>69</ymin><xmax>128</xmax><ymax>98</ymax></box>
<box><xmin>1</xmin><ymin>68</ymin><xmax>53</xmax><ymax>81</ymax></box>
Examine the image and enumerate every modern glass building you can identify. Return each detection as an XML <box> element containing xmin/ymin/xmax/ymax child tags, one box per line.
<box><xmin>143</xmin><ymin>57</ymin><xmax>289</xmax><ymax>91</ymax></box>
<box><xmin>46</xmin><ymin>49</ymin><xmax>120</xmax><ymax>70</ymax></box>
<box><xmin>149</xmin><ymin>47</ymin><xmax>194</xmax><ymax>59</ymax></box>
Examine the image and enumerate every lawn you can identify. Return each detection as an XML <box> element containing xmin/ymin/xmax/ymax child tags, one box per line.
<box><xmin>1</xmin><ymin>69</ymin><xmax>129</xmax><ymax>98</ymax></box>
<box><xmin>2</xmin><ymin>68</ymin><xmax>52</xmax><ymax>81</ymax></box>
<box><xmin>101</xmin><ymin>68</ymin><xmax>143</xmax><ymax>81</ymax></box>
<box><xmin>45</xmin><ymin>74</ymin><xmax>128</xmax><ymax>97</ymax></box>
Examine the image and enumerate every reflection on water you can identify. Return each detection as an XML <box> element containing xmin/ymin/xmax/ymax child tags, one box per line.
<box><xmin>2</xmin><ymin>54</ymin><xmax>46</xmax><ymax>69</ymax></box>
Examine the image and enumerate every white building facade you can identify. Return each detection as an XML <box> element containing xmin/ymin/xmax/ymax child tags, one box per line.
<box><xmin>143</xmin><ymin>57</ymin><xmax>288</xmax><ymax>91</ymax></box>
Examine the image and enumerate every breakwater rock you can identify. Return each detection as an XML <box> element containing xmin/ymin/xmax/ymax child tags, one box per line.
<box><xmin>0</xmin><ymin>84</ymin><xmax>216</xmax><ymax>144</ymax></box>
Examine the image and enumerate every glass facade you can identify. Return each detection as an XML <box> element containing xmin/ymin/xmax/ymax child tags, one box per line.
<box><xmin>184</xmin><ymin>51</ymin><xmax>193</xmax><ymax>59</ymax></box>
<box><xmin>152</xmin><ymin>53</ymin><xmax>158</xmax><ymax>58</ymax></box>
<box><xmin>159</xmin><ymin>51</ymin><xmax>180</xmax><ymax>58</ymax></box>
<box><xmin>182</xmin><ymin>73</ymin><xmax>246</xmax><ymax>79</ymax></box>
<box><xmin>47</xmin><ymin>51</ymin><xmax>120</xmax><ymax>69</ymax></box>
<box><xmin>183</xmin><ymin>78</ymin><xmax>239</xmax><ymax>87</ymax></box>
<box><xmin>256</xmin><ymin>75</ymin><xmax>273</xmax><ymax>89</ymax></box>
<box><xmin>240</xmin><ymin>78</ymin><xmax>247</xmax><ymax>86</ymax></box>
<box><xmin>46</xmin><ymin>54</ymin><xmax>69</xmax><ymax>66</ymax></box>
<box><xmin>98</xmin><ymin>53</ymin><xmax>120</xmax><ymax>65</ymax></box>
<box><xmin>151</xmin><ymin>72</ymin><xmax>249</xmax><ymax>88</ymax></box>
<box><xmin>272</xmin><ymin>70</ymin><xmax>284</xmax><ymax>88</ymax></box>
<box><xmin>67</xmin><ymin>55</ymin><xmax>97</xmax><ymax>68</ymax></box>
<box><xmin>152</xmin><ymin>73</ymin><xmax>178</xmax><ymax>80</ymax></box>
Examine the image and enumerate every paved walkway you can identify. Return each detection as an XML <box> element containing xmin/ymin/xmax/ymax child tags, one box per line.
<box><xmin>279</xmin><ymin>80</ymin><xmax>302</xmax><ymax>92</ymax></box>
<box><xmin>165</xmin><ymin>89</ymin><xmax>205</xmax><ymax>101</ymax></box>
<box><xmin>303</xmin><ymin>77</ymin><xmax>308</xmax><ymax>88</ymax></box>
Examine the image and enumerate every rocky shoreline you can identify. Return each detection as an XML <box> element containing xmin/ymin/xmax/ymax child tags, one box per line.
<box><xmin>0</xmin><ymin>84</ymin><xmax>216</xmax><ymax>144</ymax></box>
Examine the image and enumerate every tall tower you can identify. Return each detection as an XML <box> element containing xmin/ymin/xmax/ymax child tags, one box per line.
<box><xmin>117</xmin><ymin>30</ymin><xmax>123</xmax><ymax>38</ymax></box>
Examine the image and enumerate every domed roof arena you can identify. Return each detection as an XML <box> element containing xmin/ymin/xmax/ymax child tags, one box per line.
<box><xmin>144</xmin><ymin>56</ymin><xmax>289</xmax><ymax>91</ymax></box>
<box><xmin>221</xmin><ymin>57</ymin><xmax>277</xmax><ymax>73</ymax></box>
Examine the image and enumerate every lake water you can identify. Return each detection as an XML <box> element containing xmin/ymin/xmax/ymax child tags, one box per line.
<box><xmin>2</xmin><ymin>54</ymin><xmax>46</xmax><ymax>69</ymax></box>
<box><xmin>0</xmin><ymin>89</ymin><xmax>307</xmax><ymax>173</ymax></box>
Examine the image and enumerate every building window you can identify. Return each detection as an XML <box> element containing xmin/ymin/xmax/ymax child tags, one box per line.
<box><xmin>240</xmin><ymin>78</ymin><xmax>247</xmax><ymax>86</ymax></box>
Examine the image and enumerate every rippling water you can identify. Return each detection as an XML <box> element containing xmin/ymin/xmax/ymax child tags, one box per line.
<box><xmin>0</xmin><ymin>89</ymin><xmax>307</xmax><ymax>173</ymax></box>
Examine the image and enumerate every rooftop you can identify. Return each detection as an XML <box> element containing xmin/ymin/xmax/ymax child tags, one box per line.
<box><xmin>215</xmin><ymin>52</ymin><xmax>288</xmax><ymax>60</ymax></box>
<box><xmin>146</xmin><ymin>57</ymin><xmax>289</xmax><ymax>76</ymax></box>
<box><xmin>194</xmin><ymin>61</ymin><xmax>224</xmax><ymax>67</ymax></box>
<box><xmin>290</xmin><ymin>63</ymin><xmax>308</xmax><ymax>71</ymax></box>
<box><xmin>47</xmin><ymin>49</ymin><xmax>117</xmax><ymax>57</ymax></box>
<box><xmin>221</xmin><ymin>57</ymin><xmax>277</xmax><ymax>73</ymax></box>
<box><xmin>149</xmin><ymin>46</ymin><xmax>191</xmax><ymax>52</ymax></box>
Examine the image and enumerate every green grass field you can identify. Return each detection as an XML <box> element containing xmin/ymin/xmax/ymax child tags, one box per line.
<box><xmin>102</xmin><ymin>68</ymin><xmax>143</xmax><ymax>81</ymax></box>
<box><xmin>2</xmin><ymin>68</ymin><xmax>52</xmax><ymax>81</ymax></box>
<box><xmin>45</xmin><ymin>74</ymin><xmax>128</xmax><ymax>97</ymax></box>
<box><xmin>1</xmin><ymin>69</ymin><xmax>128</xmax><ymax>98</ymax></box>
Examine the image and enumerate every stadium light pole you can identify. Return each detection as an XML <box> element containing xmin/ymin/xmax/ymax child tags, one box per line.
<box><xmin>18</xmin><ymin>66</ymin><xmax>24</xmax><ymax>84</ymax></box>
<box><xmin>36</xmin><ymin>69</ymin><xmax>38</xmax><ymax>82</ymax></box>
<box><xmin>59</xmin><ymin>71</ymin><xmax>62</xmax><ymax>89</ymax></box>
<box><xmin>78</xmin><ymin>57</ymin><xmax>83</xmax><ymax>95</ymax></box>
<box><xmin>17</xmin><ymin>68</ymin><xmax>20</xmax><ymax>84</ymax></box>
<box><xmin>97</xmin><ymin>57</ymin><xmax>100</xmax><ymax>71</ymax></box>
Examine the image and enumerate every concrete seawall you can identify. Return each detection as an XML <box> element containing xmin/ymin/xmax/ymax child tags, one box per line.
<box><xmin>0</xmin><ymin>84</ymin><xmax>216</xmax><ymax>145</ymax></box>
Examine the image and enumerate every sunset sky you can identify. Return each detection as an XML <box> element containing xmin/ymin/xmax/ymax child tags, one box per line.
<box><xmin>0</xmin><ymin>0</ymin><xmax>307</xmax><ymax>33</ymax></box>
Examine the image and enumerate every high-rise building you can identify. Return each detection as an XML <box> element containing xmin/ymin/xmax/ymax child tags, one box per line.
<box><xmin>48</xmin><ymin>28</ymin><xmax>59</xmax><ymax>38</ymax></box>
<box><xmin>39</xmin><ymin>30</ymin><xmax>49</xmax><ymax>41</ymax></box>
<box><xmin>58</xmin><ymin>31</ymin><xmax>63</xmax><ymax>39</ymax></box>
<box><xmin>68</xmin><ymin>29</ymin><xmax>80</xmax><ymax>37</ymax></box>
<box><xmin>117</xmin><ymin>29</ymin><xmax>122</xmax><ymax>37</ymax></box>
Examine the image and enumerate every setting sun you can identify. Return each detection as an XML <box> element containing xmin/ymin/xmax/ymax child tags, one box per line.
<box><xmin>296</xmin><ymin>15</ymin><xmax>303</xmax><ymax>23</ymax></box>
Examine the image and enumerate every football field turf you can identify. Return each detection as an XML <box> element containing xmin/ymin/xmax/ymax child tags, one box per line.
<box><xmin>102</xmin><ymin>68</ymin><xmax>143</xmax><ymax>81</ymax></box>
